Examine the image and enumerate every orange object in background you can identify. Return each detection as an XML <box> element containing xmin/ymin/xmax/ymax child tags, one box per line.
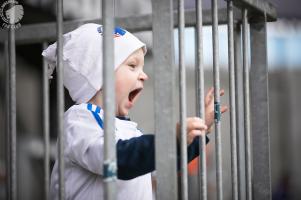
<box><xmin>188</xmin><ymin>144</ymin><xmax>212</xmax><ymax>176</ymax></box>
<box><xmin>188</xmin><ymin>156</ymin><xmax>199</xmax><ymax>176</ymax></box>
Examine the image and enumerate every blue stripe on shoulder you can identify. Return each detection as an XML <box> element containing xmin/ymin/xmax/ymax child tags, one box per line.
<box><xmin>95</xmin><ymin>106</ymin><xmax>100</xmax><ymax>113</ymax></box>
<box><xmin>87</xmin><ymin>103</ymin><xmax>92</xmax><ymax>111</ymax></box>
<box><xmin>87</xmin><ymin>103</ymin><xmax>104</xmax><ymax>129</ymax></box>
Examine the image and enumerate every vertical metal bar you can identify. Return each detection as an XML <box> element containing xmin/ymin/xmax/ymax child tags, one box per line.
<box><xmin>195</xmin><ymin>0</ymin><xmax>207</xmax><ymax>199</ymax></box>
<box><xmin>1</xmin><ymin>41</ymin><xmax>6</xmax><ymax>200</ymax></box>
<box><xmin>42</xmin><ymin>42</ymin><xmax>50</xmax><ymax>200</ymax></box>
<box><xmin>152</xmin><ymin>0</ymin><xmax>178</xmax><ymax>199</ymax></box>
<box><xmin>211</xmin><ymin>0</ymin><xmax>223</xmax><ymax>199</ymax></box>
<box><xmin>56</xmin><ymin>0</ymin><xmax>65</xmax><ymax>199</ymax></box>
<box><xmin>7</xmin><ymin>20</ymin><xmax>17</xmax><ymax>200</ymax></box>
<box><xmin>178</xmin><ymin>0</ymin><xmax>188</xmax><ymax>199</ymax></box>
<box><xmin>227</xmin><ymin>1</ymin><xmax>238</xmax><ymax>200</ymax></box>
<box><xmin>242</xmin><ymin>8</ymin><xmax>252</xmax><ymax>200</ymax></box>
<box><xmin>102</xmin><ymin>0</ymin><xmax>117</xmax><ymax>199</ymax></box>
<box><xmin>234</xmin><ymin>23</ymin><xmax>246</xmax><ymax>200</ymax></box>
<box><xmin>250</xmin><ymin>13</ymin><xmax>271</xmax><ymax>200</ymax></box>
<box><xmin>4</xmin><ymin>40</ymin><xmax>9</xmax><ymax>200</ymax></box>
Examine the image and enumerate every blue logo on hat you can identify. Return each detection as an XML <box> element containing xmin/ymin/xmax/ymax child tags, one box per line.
<box><xmin>114</xmin><ymin>27</ymin><xmax>126</xmax><ymax>37</ymax></box>
<box><xmin>97</xmin><ymin>26</ymin><xmax>126</xmax><ymax>37</ymax></box>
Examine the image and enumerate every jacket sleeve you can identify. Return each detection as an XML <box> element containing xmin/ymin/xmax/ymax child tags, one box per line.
<box><xmin>187</xmin><ymin>136</ymin><xmax>210</xmax><ymax>162</ymax></box>
<box><xmin>117</xmin><ymin>135</ymin><xmax>209</xmax><ymax>180</ymax></box>
<box><xmin>65</xmin><ymin>109</ymin><xmax>105</xmax><ymax>175</ymax></box>
<box><xmin>117</xmin><ymin>135</ymin><xmax>155</xmax><ymax>180</ymax></box>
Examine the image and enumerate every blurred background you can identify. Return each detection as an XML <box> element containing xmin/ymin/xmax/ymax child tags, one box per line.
<box><xmin>0</xmin><ymin>0</ymin><xmax>300</xmax><ymax>199</ymax></box>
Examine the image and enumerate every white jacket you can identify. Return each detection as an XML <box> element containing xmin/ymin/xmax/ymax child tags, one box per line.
<box><xmin>50</xmin><ymin>103</ymin><xmax>152</xmax><ymax>200</ymax></box>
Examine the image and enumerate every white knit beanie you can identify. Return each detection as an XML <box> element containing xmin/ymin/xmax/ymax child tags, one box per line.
<box><xmin>42</xmin><ymin>23</ymin><xmax>147</xmax><ymax>104</ymax></box>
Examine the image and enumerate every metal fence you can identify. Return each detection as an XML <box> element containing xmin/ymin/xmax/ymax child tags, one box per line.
<box><xmin>0</xmin><ymin>0</ymin><xmax>276</xmax><ymax>199</ymax></box>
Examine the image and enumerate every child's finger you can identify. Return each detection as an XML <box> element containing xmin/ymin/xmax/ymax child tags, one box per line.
<box><xmin>205</xmin><ymin>87</ymin><xmax>214</xmax><ymax>106</ymax></box>
<box><xmin>187</xmin><ymin>129</ymin><xmax>205</xmax><ymax>145</ymax></box>
<box><xmin>187</xmin><ymin>130</ymin><xmax>202</xmax><ymax>145</ymax></box>
<box><xmin>205</xmin><ymin>88</ymin><xmax>226</xmax><ymax>106</ymax></box>
<box><xmin>187</xmin><ymin>117</ymin><xmax>207</xmax><ymax>131</ymax></box>
<box><xmin>189</xmin><ymin>130</ymin><xmax>206</xmax><ymax>137</ymax></box>
<box><xmin>189</xmin><ymin>123</ymin><xmax>208</xmax><ymax>132</ymax></box>
<box><xmin>221</xmin><ymin>105</ymin><xmax>228</xmax><ymax>114</ymax></box>
<box><xmin>220</xmin><ymin>89</ymin><xmax>225</xmax><ymax>96</ymax></box>
<box><xmin>207</xmin><ymin>126</ymin><xmax>213</xmax><ymax>134</ymax></box>
<box><xmin>198</xmin><ymin>124</ymin><xmax>208</xmax><ymax>131</ymax></box>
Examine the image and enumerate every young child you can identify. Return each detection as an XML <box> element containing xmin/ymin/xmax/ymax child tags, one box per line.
<box><xmin>42</xmin><ymin>23</ymin><xmax>226</xmax><ymax>200</ymax></box>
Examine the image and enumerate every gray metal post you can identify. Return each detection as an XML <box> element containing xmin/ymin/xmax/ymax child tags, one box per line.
<box><xmin>56</xmin><ymin>0</ymin><xmax>65</xmax><ymax>199</ymax></box>
<box><xmin>211</xmin><ymin>0</ymin><xmax>223</xmax><ymax>199</ymax></box>
<box><xmin>102</xmin><ymin>0</ymin><xmax>117</xmax><ymax>199</ymax></box>
<box><xmin>178</xmin><ymin>0</ymin><xmax>188</xmax><ymax>199</ymax></box>
<box><xmin>152</xmin><ymin>0</ymin><xmax>178</xmax><ymax>199</ymax></box>
<box><xmin>250</xmin><ymin>13</ymin><xmax>271</xmax><ymax>200</ymax></box>
<box><xmin>242</xmin><ymin>8</ymin><xmax>252</xmax><ymax>200</ymax></box>
<box><xmin>42</xmin><ymin>42</ymin><xmax>50</xmax><ymax>200</ymax></box>
<box><xmin>4</xmin><ymin>40</ymin><xmax>9</xmax><ymax>200</ymax></box>
<box><xmin>227</xmin><ymin>1</ymin><xmax>238</xmax><ymax>200</ymax></box>
<box><xmin>7</xmin><ymin>18</ymin><xmax>17</xmax><ymax>200</ymax></box>
<box><xmin>234</xmin><ymin>23</ymin><xmax>246</xmax><ymax>200</ymax></box>
<box><xmin>195</xmin><ymin>0</ymin><xmax>207</xmax><ymax>199</ymax></box>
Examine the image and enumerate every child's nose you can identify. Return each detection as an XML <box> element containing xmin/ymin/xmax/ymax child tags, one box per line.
<box><xmin>139</xmin><ymin>71</ymin><xmax>148</xmax><ymax>81</ymax></box>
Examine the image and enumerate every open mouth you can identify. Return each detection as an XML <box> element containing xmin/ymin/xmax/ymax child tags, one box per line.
<box><xmin>128</xmin><ymin>88</ymin><xmax>143</xmax><ymax>103</ymax></box>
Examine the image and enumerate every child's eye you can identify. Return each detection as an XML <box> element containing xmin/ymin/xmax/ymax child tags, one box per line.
<box><xmin>129</xmin><ymin>64</ymin><xmax>136</xmax><ymax>69</ymax></box>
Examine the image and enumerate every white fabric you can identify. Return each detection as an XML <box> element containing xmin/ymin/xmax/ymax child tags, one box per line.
<box><xmin>50</xmin><ymin>103</ymin><xmax>152</xmax><ymax>200</ymax></box>
<box><xmin>42</xmin><ymin>23</ymin><xmax>146</xmax><ymax>104</ymax></box>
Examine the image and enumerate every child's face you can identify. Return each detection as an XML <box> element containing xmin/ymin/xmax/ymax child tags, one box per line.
<box><xmin>115</xmin><ymin>48</ymin><xmax>148</xmax><ymax>116</ymax></box>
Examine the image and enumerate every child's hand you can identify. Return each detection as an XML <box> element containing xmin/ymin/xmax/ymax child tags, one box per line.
<box><xmin>177</xmin><ymin>117</ymin><xmax>208</xmax><ymax>145</ymax></box>
<box><xmin>205</xmin><ymin>87</ymin><xmax>228</xmax><ymax>133</ymax></box>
